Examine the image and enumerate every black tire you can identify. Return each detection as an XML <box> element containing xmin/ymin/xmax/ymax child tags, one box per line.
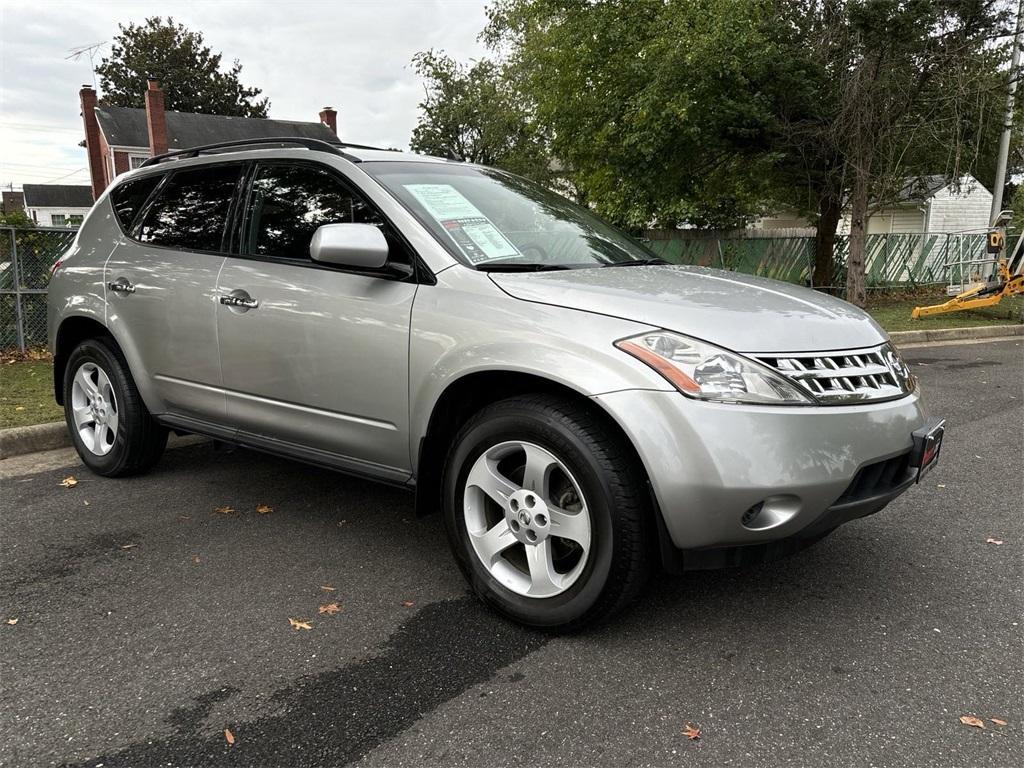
<box><xmin>62</xmin><ymin>337</ymin><xmax>167</xmax><ymax>477</ymax></box>
<box><xmin>442</xmin><ymin>394</ymin><xmax>653</xmax><ymax>631</ymax></box>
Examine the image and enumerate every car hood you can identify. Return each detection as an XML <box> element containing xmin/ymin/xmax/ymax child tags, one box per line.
<box><xmin>489</xmin><ymin>264</ymin><xmax>887</xmax><ymax>353</ymax></box>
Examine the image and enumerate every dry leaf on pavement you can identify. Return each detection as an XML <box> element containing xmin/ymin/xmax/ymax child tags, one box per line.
<box><xmin>320</xmin><ymin>585</ymin><xmax>336</xmax><ymax>592</ymax></box>
<box><xmin>401</xmin><ymin>600</ymin><xmax>415</xmax><ymax>608</ymax></box>
<box><xmin>990</xmin><ymin>718</ymin><xmax>1008</xmax><ymax>726</ymax></box>
<box><xmin>60</xmin><ymin>476</ymin><xmax>78</xmax><ymax>488</ymax></box>
<box><xmin>319</xmin><ymin>602</ymin><xmax>341</xmax><ymax>615</ymax></box>
<box><xmin>6</xmin><ymin>618</ymin><xmax>17</xmax><ymax>625</ymax></box>
<box><xmin>288</xmin><ymin>618</ymin><xmax>312</xmax><ymax>630</ymax></box>
<box><xmin>985</xmin><ymin>538</ymin><xmax>1004</xmax><ymax>545</ymax></box>
<box><xmin>192</xmin><ymin>555</ymin><xmax>201</xmax><ymax>564</ymax></box>
<box><xmin>224</xmin><ymin>728</ymin><xmax>235</xmax><ymax>746</ymax></box>
<box><xmin>959</xmin><ymin>715</ymin><xmax>986</xmax><ymax>729</ymax></box>
<box><xmin>683</xmin><ymin>724</ymin><xmax>701</xmax><ymax>740</ymax></box>
<box><xmin>213</xmin><ymin>505</ymin><xmax>235</xmax><ymax>515</ymax></box>
<box><xmin>256</xmin><ymin>504</ymin><xmax>273</xmax><ymax>514</ymax></box>
<box><xmin>120</xmin><ymin>543</ymin><xmax>138</xmax><ymax>550</ymax></box>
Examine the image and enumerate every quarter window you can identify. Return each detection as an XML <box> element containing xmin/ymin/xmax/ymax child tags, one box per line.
<box><xmin>110</xmin><ymin>174</ymin><xmax>161</xmax><ymax>232</ymax></box>
<box><xmin>138</xmin><ymin>164</ymin><xmax>243</xmax><ymax>252</ymax></box>
<box><xmin>245</xmin><ymin>163</ymin><xmax>382</xmax><ymax>260</ymax></box>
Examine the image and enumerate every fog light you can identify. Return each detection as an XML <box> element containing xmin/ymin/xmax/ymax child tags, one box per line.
<box><xmin>741</xmin><ymin>503</ymin><xmax>764</xmax><ymax>527</ymax></box>
<box><xmin>740</xmin><ymin>496</ymin><xmax>801</xmax><ymax>531</ymax></box>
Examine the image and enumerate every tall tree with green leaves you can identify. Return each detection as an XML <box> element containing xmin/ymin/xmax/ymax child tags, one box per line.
<box><xmin>485</xmin><ymin>0</ymin><xmax>1013</xmax><ymax>304</ymax></box>
<box><xmin>409</xmin><ymin>50</ymin><xmax>554</xmax><ymax>184</ymax></box>
<box><xmin>96</xmin><ymin>17</ymin><xmax>269</xmax><ymax>117</ymax></box>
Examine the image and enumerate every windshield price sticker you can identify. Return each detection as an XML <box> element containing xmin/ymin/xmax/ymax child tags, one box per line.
<box><xmin>405</xmin><ymin>184</ymin><xmax>519</xmax><ymax>263</ymax></box>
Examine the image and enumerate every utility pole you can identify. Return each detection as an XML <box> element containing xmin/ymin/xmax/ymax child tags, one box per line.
<box><xmin>991</xmin><ymin>0</ymin><xmax>1022</xmax><ymax>219</ymax></box>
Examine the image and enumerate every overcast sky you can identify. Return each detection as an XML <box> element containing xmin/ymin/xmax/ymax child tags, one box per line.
<box><xmin>0</xmin><ymin>0</ymin><xmax>490</xmax><ymax>189</ymax></box>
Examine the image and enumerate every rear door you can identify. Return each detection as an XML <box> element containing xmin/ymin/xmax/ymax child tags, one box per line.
<box><xmin>215</xmin><ymin>161</ymin><xmax>417</xmax><ymax>479</ymax></box>
<box><xmin>104</xmin><ymin>163</ymin><xmax>244</xmax><ymax>425</ymax></box>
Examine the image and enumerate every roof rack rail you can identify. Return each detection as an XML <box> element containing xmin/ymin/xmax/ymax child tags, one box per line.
<box><xmin>140</xmin><ymin>137</ymin><xmax>370</xmax><ymax>168</ymax></box>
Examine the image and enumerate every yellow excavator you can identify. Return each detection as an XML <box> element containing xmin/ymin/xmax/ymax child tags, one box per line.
<box><xmin>912</xmin><ymin>211</ymin><xmax>1024</xmax><ymax>320</ymax></box>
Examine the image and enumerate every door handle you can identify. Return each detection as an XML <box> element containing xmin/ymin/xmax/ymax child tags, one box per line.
<box><xmin>219</xmin><ymin>293</ymin><xmax>259</xmax><ymax>309</ymax></box>
<box><xmin>106</xmin><ymin>278</ymin><xmax>135</xmax><ymax>295</ymax></box>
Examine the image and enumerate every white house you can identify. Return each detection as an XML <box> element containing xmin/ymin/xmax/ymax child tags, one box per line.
<box><xmin>22</xmin><ymin>184</ymin><xmax>93</xmax><ymax>227</ymax></box>
<box><xmin>751</xmin><ymin>175</ymin><xmax>993</xmax><ymax>234</ymax></box>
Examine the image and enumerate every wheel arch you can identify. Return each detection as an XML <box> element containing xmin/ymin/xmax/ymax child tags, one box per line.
<box><xmin>52</xmin><ymin>315</ymin><xmax>114</xmax><ymax>404</ymax></box>
<box><xmin>413</xmin><ymin>370</ymin><xmax>654</xmax><ymax>521</ymax></box>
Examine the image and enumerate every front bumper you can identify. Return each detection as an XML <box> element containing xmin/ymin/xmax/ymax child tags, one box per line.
<box><xmin>592</xmin><ymin>388</ymin><xmax>929</xmax><ymax>553</ymax></box>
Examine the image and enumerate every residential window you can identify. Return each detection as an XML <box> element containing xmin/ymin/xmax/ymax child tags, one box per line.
<box><xmin>68</xmin><ymin>215</ymin><xmax>84</xmax><ymax>226</ymax></box>
<box><xmin>129</xmin><ymin>155</ymin><xmax>149</xmax><ymax>170</ymax></box>
<box><xmin>245</xmin><ymin>163</ymin><xmax>383</xmax><ymax>260</ymax></box>
<box><xmin>138</xmin><ymin>164</ymin><xmax>243</xmax><ymax>252</ymax></box>
<box><xmin>51</xmin><ymin>214</ymin><xmax>67</xmax><ymax>226</ymax></box>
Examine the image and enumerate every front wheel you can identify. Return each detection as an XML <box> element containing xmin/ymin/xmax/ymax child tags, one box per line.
<box><xmin>63</xmin><ymin>337</ymin><xmax>167</xmax><ymax>477</ymax></box>
<box><xmin>442</xmin><ymin>395</ymin><xmax>653</xmax><ymax>630</ymax></box>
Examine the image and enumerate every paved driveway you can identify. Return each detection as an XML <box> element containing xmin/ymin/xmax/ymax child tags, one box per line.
<box><xmin>1</xmin><ymin>338</ymin><xmax>1021</xmax><ymax>767</ymax></box>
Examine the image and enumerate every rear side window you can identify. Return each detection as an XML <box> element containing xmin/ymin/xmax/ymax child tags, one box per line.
<box><xmin>137</xmin><ymin>164</ymin><xmax>243</xmax><ymax>252</ymax></box>
<box><xmin>110</xmin><ymin>175</ymin><xmax>161</xmax><ymax>231</ymax></box>
<box><xmin>245</xmin><ymin>163</ymin><xmax>382</xmax><ymax>259</ymax></box>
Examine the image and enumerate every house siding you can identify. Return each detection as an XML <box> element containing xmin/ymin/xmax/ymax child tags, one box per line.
<box><xmin>925</xmin><ymin>180</ymin><xmax>992</xmax><ymax>233</ymax></box>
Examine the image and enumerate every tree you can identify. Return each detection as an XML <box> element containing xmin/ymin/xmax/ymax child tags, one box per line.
<box><xmin>0</xmin><ymin>209</ymin><xmax>33</xmax><ymax>227</ymax></box>
<box><xmin>96</xmin><ymin>17</ymin><xmax>269</xmax><ymax>117</ymax></box>
<box><xmin>485</xmin><ymin>0</ymin><xmax>1013</xmax><ymax>304</ymax></box>
<box><xmin>409</xmin><ymin>50</ymin><xmax>554</xmax><ymax>184</ymax></box>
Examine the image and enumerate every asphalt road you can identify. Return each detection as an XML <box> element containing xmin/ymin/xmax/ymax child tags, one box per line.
<box><xmin>1</xmin><ymin>338</ymin><xmax>1021</xmax><ymax>768</ymax></box>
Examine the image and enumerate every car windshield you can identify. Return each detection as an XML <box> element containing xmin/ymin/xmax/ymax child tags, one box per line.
<box><xmin>362</xmin><ymin>161</ymin><xmax>658</xmax><ymax>270</ymax></box>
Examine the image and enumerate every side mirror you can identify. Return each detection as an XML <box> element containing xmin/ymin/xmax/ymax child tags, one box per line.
<box><xmin>310</xmin><ymin>223</ymin><xmax>389</xmax><ymax>269</ymax></box>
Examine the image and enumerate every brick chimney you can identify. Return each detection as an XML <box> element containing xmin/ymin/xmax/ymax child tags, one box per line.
<box><xmin>79</xmin><ymin>85</ymin><xmax>105</xmax><ymax>200</ymax></box>
<box><xmin>145</xmin><ymin>77</ymin><xmax>168</xmax><ymax>156</ymax></box>
<box><xmin>319</xmin><ymin>106</ymin><xmax>338</xmax><ymax>137</ymax></box>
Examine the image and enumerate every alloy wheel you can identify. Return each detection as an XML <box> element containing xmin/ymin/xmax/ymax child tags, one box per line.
<box><xmin>70</xmin><ymin>362</ymin><xmax>119</xmax><ymax>456</ymax></box>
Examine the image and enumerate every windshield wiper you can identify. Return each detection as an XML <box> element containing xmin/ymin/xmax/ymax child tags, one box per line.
<box><xmin>476</xmin><ymin>262</ymin><xmax>575</xmax><ymax>272</ymax></box>
<box><xmin>601</xmin><ymin>257</ymin><xmax>670</xmax><ymax>267</ymax></box>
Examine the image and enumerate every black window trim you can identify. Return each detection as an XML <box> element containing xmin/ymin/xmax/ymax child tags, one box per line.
<box><xmin>108</xmin><ymin>171</ymin><xmax>168</xmax><ymax>239</ymax></box>
<box><xmin>124</xmin><ymin>160</ymin><xmax>248</xmax><ymax>258</ymax></box>
<box><xmin>232</xmin><ymin>158</ymin><xmax>434</xmax><ymax>284</ymax></box>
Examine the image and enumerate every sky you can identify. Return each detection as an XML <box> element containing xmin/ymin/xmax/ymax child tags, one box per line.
<box><xmin>0</xmin><ymin>0</ymin><xmax>490</xmax><ymax>189</ymax></box>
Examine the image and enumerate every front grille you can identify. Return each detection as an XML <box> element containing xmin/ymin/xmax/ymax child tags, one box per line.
<box><xmin>834</xmin><ymin>451</ymin><xmax>914</xmax><ymax>506</ymax></box>
<box><xmin>754</xmin><ymin>344</ymin><xmax>913</xmax><ymax>404</ymax></box>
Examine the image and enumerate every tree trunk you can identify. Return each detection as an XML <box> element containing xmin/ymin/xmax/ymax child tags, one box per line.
<box><xmin>846</xmin><ymin>166</ymin><xmax>870</xmax><ymax>307</ymax></box>
<box><xmin>812</xmin><ymin>194</ymin><xmax>842</xmax><ymax>291</ymax></box>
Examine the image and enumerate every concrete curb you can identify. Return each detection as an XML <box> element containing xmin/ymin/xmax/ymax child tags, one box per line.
<box><xmin>888</xmin><ymin>324</ymin><xmax>1024</xmax><ymax>346</ymax></box>
<box><xmin>0</xmin><ymin>421</ymin><xmax>70</xmax><ymax>460</ymax></box>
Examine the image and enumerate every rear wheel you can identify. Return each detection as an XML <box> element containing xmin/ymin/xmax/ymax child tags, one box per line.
<box><xmin>442</xmin><ymin>394</ymin><xmax>652</xmax><ymax>630</ymax></box>
<box><xmin>63</xmin><ymin>338</ymin><xmax>167</xmax><ymax>477</ymax></box>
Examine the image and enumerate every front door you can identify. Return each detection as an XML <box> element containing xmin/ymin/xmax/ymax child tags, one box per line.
<box><xmin>105</xmin><ymin>163</ymin><xmax>244</xmax><ymax>424</ymax></box>
<box><xmin>215</xmin><ymin>161</ymin><xmax>416</xmax><ymax>478</ymax></box>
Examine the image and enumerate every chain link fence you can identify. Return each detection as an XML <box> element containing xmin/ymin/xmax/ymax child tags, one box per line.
<box><xmin>645</xmin><ymin>231</ymin><xmax>1015</xmax><ymax>294</ymax></box>
<box><xmin>1</xmin><ymin>226</ymin><xmax>77</xmax><ymax>351</ymax></box>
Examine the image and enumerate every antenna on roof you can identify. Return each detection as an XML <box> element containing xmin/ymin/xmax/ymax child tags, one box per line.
<box><xmin>66</xmin><ymin>42</ymin><xmax>106</xmax><ymax>90</ymax></box>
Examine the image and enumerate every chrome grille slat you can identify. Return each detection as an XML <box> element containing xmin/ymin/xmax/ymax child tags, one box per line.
<box><xmin>754</xmin><ymin>343</ymin><xmax>913</xmax><ymax>405</ymax></box>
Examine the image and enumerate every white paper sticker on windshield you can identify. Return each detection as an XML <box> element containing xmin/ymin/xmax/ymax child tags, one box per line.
<box><xmin>404</xmin><ymin>183</ymin><xmax>519</xmax><ymax>263</ymax></box>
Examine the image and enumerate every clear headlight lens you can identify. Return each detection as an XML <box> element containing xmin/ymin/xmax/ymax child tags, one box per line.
<box><xmin>615</xmin><ymin>331</ymin><xmax>816</xmax><ymax>405</ymax></box>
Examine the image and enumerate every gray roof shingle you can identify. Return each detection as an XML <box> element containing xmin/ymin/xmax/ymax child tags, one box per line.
<box><xmin>22</xmin><ymin>184</ymin><xmax>93</xmax><ymax>208</ymax></box>
<box><xmin>94</xmin><ymin>106</ymin><xmax>336</xmax><ymax>151</ymax></box>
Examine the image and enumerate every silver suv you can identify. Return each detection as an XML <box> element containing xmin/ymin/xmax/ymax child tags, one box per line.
<box><xmin>48</xmin><ymin>138</ymin><xmax>944</xmax><ymax>629</ymax></box>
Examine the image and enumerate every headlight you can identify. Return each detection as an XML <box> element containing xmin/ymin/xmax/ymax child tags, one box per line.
<box><xmin>615</xmin><ymin>331</ymin><xmax>817</xmax><ymax>405</ymax></box>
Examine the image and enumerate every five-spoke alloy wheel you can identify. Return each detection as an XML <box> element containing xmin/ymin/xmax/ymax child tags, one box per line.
<box><xmin>444</xmin><ymin>394</ymin><xmax>653</xmax><ymax>630</ymax></box>
<box><xmin>63</xmin><ymin>337</ymin><xmax>167</xmax><ymax>477</ymax></box>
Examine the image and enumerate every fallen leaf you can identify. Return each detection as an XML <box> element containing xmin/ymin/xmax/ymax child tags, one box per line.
<box><xmin>213</xmin><ymin>505</ymin><xmax>235</xmax><ymax>515</ymax></box>
<box><xmin>337</xmin><ymin>520</ymin><xmax>348</xmax><ymax>527</ymax></box>
<box><xmin>683</xmin><ymin>723</ymin><xmax>701</xmax><ymax>740</ymax></box>
<box><xmin>401</xmin><ymin>600</ymin><xmax>415</xmax><ymax>608</ymax></box>
<box><xmin>288</xmin><ymin>618</ymin><xmax>312</xmax><ymax>631</ymax></box>
<box><xmin>224</xmin><ymin>728</ymin><xmax>235</xmax><ymax>746</ymax></box>
<box><xmin>256</xmin><ymin>504</ymin><xmax>273</xmax><ymax>514</ymax></box>
<box><xmin>990</xmin><ymin>718</ymin><xmax>1008</xmax><ymax>727</ymax></box>
<box><xmin>985</xmin><ymin>538</ymin><xmax>1004</xmax><ymax>545</ymax></box>
<box><xmin>319</xmin><ymin>602</ymin><xmax>341</xmax><ymax>615</ymax></box>
<box><xmin>15</xmin><ymin>406</ymin><xmax>24</xmax><ymax>411</ymax></box>
<box><xmin>192</xmin><ymin>555</ymin><xmax>201</xmax><ymax>564</ymax></box>
<box><xmin>60</xmin><ymin>476</ymin><xmax>78</xmax><ymax>488</ymax></box>
<box><xmin>120</xmin><ymin>543</ymin><xmax>138</xmax><ymax>550</ymax></box>
<box><xmin>959</xmin><ymin>715</ymin><xmax>986</xmax><ymax>729</ymax></box>
<box><xmin>83</xmin><ymin>500</ymin><xmax>90</xmax><ymax>506</ymax></box>
<box><xmin>937</xmin><ymin>484</ymin><xmax>946</xmax><ymax>489</ymax></box>
<box><xmin>320</xmin><ymin>585</ymin><xmax>336</xmax><ymax>592</ymax></box>
<box><xmin>177</xmin><ymin>514</ymin><xmax>191</xmax><ymax>521</ymax></box>
<box><xmin>6</xmin><ymin>618</ymin><xmax>17</xmax><ymax>625</ymax></box>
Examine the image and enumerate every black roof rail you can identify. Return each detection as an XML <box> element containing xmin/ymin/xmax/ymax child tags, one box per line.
<box><xmin>139</xmin><ymin>137</ymin><xmax>383</xmax><ymax>168</ymax></box>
